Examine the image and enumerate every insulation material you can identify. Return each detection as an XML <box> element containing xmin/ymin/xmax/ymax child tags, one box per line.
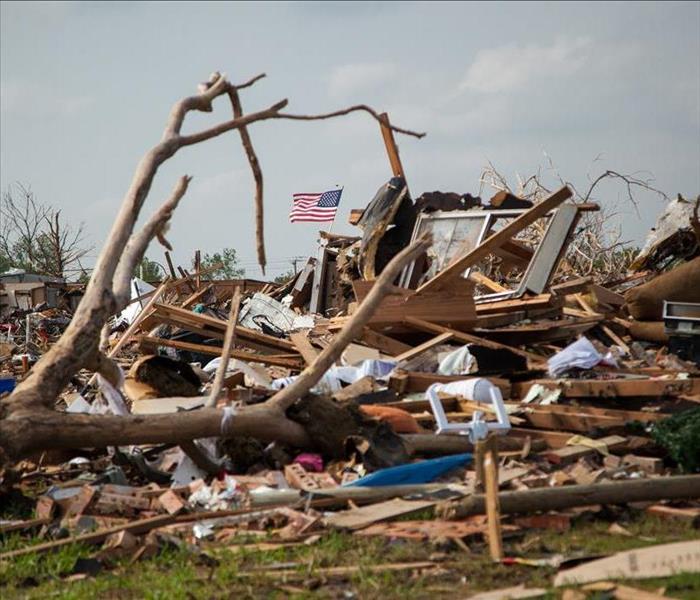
<box><xmin>628</xmin><ymin>320</ymin><xmax>669</xmax><ymax>344</ymax></box>
<box><xmin>625</xmin><ymin>257</ymin><xmax>700</xmax><ymax>320</ymax></box>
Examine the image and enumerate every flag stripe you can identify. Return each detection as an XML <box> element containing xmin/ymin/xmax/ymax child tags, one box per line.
<box><xmin>289</xmin><ymin>189</ymin><xmax>342</xmax><ymax>224</ymax></box>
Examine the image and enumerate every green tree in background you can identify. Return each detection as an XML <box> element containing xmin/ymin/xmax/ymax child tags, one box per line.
<box><xmin>273</xmin><ymin>269</ymin><xmax>296</xmax><ymax>284</ymax></box>
<box><xmin>196</xmin><ymin>248</ymin><xmax>245</xmax><ymax>280</ymax></box>
<box><xmin>135</xmin><ymin>256</ymin><xmax>165</xmax><ymax>282</ymax></box>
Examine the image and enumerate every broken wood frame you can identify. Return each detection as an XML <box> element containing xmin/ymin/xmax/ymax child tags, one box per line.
<box><xmin>400</xmin><ymin>203</ymin><xmax>586</xmax><ymax>300</ymax></box>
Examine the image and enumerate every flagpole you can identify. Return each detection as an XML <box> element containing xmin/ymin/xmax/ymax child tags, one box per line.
<box><xmin>326</xmin><ymin>185</ymin><xmax>343</xmax><ymax>236</ymax></box>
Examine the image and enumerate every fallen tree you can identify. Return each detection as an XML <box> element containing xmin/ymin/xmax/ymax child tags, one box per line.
<box><xmin>0</xmin><ymin>70</ymin><xmax>426</xmax><ymax>464</ymax></box>
<box><xmin>437</xmin><ymin>474</ymin><xmax>700</xmax><ymax>519</ymax></box>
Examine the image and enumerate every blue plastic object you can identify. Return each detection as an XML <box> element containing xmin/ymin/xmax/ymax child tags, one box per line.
<box><xmin>0</xmin><ymin>376</ymin><xmax>16</xmax><ymax>394</ymax></box>
<box><xmin>343</xmin><ymin>453</ymin><xmax>472</xmax><ymax>487</ymax></box>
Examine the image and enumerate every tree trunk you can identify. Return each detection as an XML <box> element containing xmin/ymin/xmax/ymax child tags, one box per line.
<box><xmin>438</xmin><ymin>475</ymin><xmax>700</xmax><ymax>519</ymax></box>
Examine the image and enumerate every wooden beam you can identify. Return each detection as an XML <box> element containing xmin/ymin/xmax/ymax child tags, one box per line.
<box><xmin>164</xmin><ymin>251</ymin><xmax>177</xmax><ymax>278</ymax></box>
<box><xmin>360</xmin><ymin>327</ymin><xmax>412</xmax><ymax>357</ymax></box>
<box><xmin>137</xmin><ymin>335</ymin><xmax>303</xmax><ymax>369</ymax></box>
<box><xmin>404</xmin><ymin>316</ymin><xmax>545</xmax><ymax>365</ymax></box>
<box><xmin>149</xmin><ymin>302</ymin><xmax>296</xmax><ymax>353</ymax></box>
<box><xmin>394</xmin><ymin>332</ymin><xmax>455</xmax><ymax>363</ymax></box>
<box><xmin>181</xmin><ymin>283</ymin><xmax>214</xmax><ymax>309</ymax></box>
<box><xmin>290</xmin><ymin>331</ymin><xmax>320</xmax><ymax>367</ymax></box>
<box><xmin>482</xmin><ymin>436</ymin><xmax>503</xmax><ymax>561</ymax></box>
<box><xmin>468</xmin><ymin>271</ymin><xmax>509</xmax><ymax>293</ymax></box>
<box><xmin>206</xmin><ymin>287</ymin><xmax>242</xmax><ymax>407</ymax></box>
<box><xmin>512</xmin><ymin>378</ymin><xmax>700</xmax><ymax>399</ymax></box>
<box><xmin>418</xmin><ymin>187</ymin><xmax>572</xmax><ymax>293</ymax></box>
<box><xmin>379</xmin><ymin>112</ymin><xmax>404</xmax><ymax>178</ymax></box>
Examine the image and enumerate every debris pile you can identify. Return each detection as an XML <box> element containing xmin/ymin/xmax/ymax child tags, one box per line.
<box><xmin>1</xmin><ymin>76</ymin><xmax>699</xmax><ymax>595</ymax></box>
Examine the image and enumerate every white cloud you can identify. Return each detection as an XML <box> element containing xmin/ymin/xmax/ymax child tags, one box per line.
<box><xmin>328</xmin><ymin>62</ymin><xmax>397</xmax><ymax>99</ymax></box>
<box><xmin>459</xmin><ymin>37</ymin><xmax>592</xmax><ymax>94</ymax></box>
<box><xmin>0</xmin><ymin>81</ymin><xmax>94</xmax><ymax>116</ymax></box>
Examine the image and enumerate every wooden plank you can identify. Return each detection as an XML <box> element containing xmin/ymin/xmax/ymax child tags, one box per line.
<box><xmin>553</xmin><ymin>541</ymin><xmax>700</xmax><ymax>586</ymax></box>
<box><xmin>181</xmin><ymin>283</ymin><xmax>214</xmax><ymax>309</ymax></box>
<box><xmin>290</xmin><ymin>331</ymin><xmax>320</xmax><ymax>366</ymax></box>
<box><xmin>551</xmin><ymin>276</ymin><xmax>593</xmax><ymax>296</ymax></box>
<box><xmin>475</xmin><ymin>294</ymin><xmax>556</xmax><ymax>315</ymax></box>
<box><xmin>137</xmin><ymin>336</ymin><xmax>303</xmax><ymax>369</ymax></box>
<box><xmin>404</xmin><ymin>316</ymin><xmax>545</xmax><ymax>364</ymax></box>
<box><xmin>512</xmin><ymin>378</ymin><xmax>700</xmax><ymax>399</ymax></box>
<box><xmin>418</xmin><ymin>187</ymin><xmax>572</xmax><ymax>293</ymax></box>
<box><xmin>468</xmin><ymin>271</ymin><xmax>509</xmax><ymax>293</ymax></box>
<box><xmin>379</xmin><ymin>112</ymin><xmax>404</xmax><ymax>178</ymax></box>
<box><xmin>360</xmin><ymin>327</ymin><xmax>412</xmax><ymax>356</ymax></box>
<box><xmin>150</xmin><ymin>303</ymin><xmax>296</xmax><ymax>352</ymax></box>
<box><xmin>544</xmin><ymin>435</ymin><xmax>627</xmax><ymax>465</ymax></box>
<box><xmin>206</xmin><ymin>287</ymin><xmax>242</xmax><ymax>407</ymax></box>
<box><xmin>482</xmin><ymin>437</ymin><xmax>503</xmax><ymax>561</ymax></box>
<box><xmin>163</xmin><ymin>250</ymin><xmax>177</xmax><ymax>278</ymax></box>
<box><xmin>474</xmin><ymin>317</ymin><xmax>600</xmax><ymax>345</ymax></box>
<box><xmin>394</xmin><ymin>332</ymin><xmax>454</xmax><ymax>362</ymax></box>
<box><xmin>518</xmin><ymin>404</ymin><xmax>665</xmax><ymax>433</ymax></box>
<box><xmin>351</xmin><ymin>282</ymin><xmax>476</xmax><ymax>328</ymax></box>
<box><xmin>324</xmin><ymin>498</ymin><xmax>435</xmax><ymax>530</ymax></box>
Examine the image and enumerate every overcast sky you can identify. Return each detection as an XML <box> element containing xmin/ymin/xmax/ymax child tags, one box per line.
<box><xmin>1</xmin><ymin>1</ymin><xmax>699</xmax><ymax>279</ymax></box>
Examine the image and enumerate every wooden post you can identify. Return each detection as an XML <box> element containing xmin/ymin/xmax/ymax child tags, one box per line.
<box><xmin>164</xmin><ymin>251</ymin><xmax>177</xmax><ymax>278</ymax></box>
<box><xmin>206</xmin><ymin>286</ymin><xmax>242</xmax><ymax>407</ymax></box>
<box><xmin>379</xmin><ymin>112</ymin><xmax>405</xmax><ymax>179</ymax></box>
<box><xmin>482</xmin><ymin>435</ymin><xmax>503</xmax><ymax>561</ymax></box>
<box><xmin>194</xmin><ymin>250</ymin><xmax>201</xmax><ymax>290</ymax></box>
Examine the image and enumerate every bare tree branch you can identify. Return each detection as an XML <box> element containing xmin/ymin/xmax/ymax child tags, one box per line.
<box><xmin>274</xmin><ymin>106</ymin><xmax>426</xmax><ymax>139</ymax></box>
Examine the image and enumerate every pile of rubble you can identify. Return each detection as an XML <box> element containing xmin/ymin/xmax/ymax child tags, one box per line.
<box><xmin>2</xmin><ymin>172</ymin><xmax>700</xmax><ymax>594</ymax></box>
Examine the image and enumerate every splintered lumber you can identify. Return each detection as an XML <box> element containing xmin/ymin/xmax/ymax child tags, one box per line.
<box><xmin>394</xmin><ymin>332</ymin><xmax>454</xmax><ymax>362</ymax></box>
<box><xmin>544</xmin><ymin>435</ymin><xmax>626</xmax><ymax>464</ymax></box>
<box><xmin>147</xmin><ymin>302</ymin><xmax>295</xmax><ymax>353</ymax></box>
<box><xmin>475</xmin><ymin>317</ymin><xmax>600</xmax><ymax>345</ymax></box>
<box><xmin>475</xmin><ymin>307</ymin><xmax>563</xmax><ymax>328</ymax></box>
<box><xmin>512</xmin><ymin>377</ymin><xmax>700</xmax><ymax>399</ymax></box>
<box><xmin>137</xmin><ymin>335</ymin><xmax>303</xmax><ymax>369</ymax></box>
<box><xmin>439</xmin><ymin>475</ymin><xmax>700</xmax><ymax>520</ymax></box>
<box><xmin>475</xmin><ymin>294</ymin><xmax>557</xmax><ymax>316</ymax></box>
<box><xmin>352</xmin><ymin>281</ymin><xmax>476</xmax><ymax>328</ymax></box>
<box><xmin>404</xmin><ymin>316</ymin><xmax>544</xmax><ymax>364</ymax></box>
<box><xmin>418</xmin><ymin>186</ymin><xmax>572</xmax><ymax>293</ymax></box>
<box><xmin>267</xmin><ymin>236</ymin><xmax>431</xmax><ymax>412</ymax></box>
<box><xmin>181</xmin><ymin>283</ymin><xmax>214</xmax><ymax>309</ymax></box>
<box><xmin>518</xmin><ymin>404</ymin><xmax>666</xmax><ymax>433</ymax></box>
<box><xmin>290</xmin><ymin>331</ymin><xmax>320</xmax><ymax>366</ymax></box>
<box><xmin>508</xmin><ymin>427</ymin><xmax>651</xmax><ymax>452</ymax></box>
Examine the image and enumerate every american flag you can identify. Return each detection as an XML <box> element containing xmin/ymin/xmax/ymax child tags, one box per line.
<box><xmin>289</xmin><ymin>189</ymin><xmax>343</xmax><ymax>223</ymax></box>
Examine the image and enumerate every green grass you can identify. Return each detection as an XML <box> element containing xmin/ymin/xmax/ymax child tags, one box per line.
<box><xmin>1</xmin><ymin>511</ymin><xmax>699</xmax><ymax>599</ymax></box>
